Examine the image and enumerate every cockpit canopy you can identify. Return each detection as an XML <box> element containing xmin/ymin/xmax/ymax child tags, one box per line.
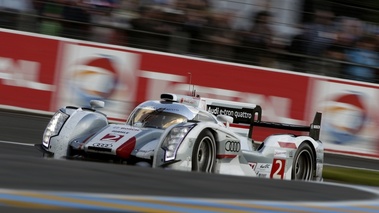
<box><xmin>126</xmin><ymin>101</ymin><xmax>217</xmax><ymax>129</ymax></box>
<box><xmin>127</xmin><ymin>107</ymin><xmax>187</xmax><ymax>129</ymax></box>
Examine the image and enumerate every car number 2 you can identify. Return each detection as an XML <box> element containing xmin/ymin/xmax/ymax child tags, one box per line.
<box><xmin>270</xmin><ymin>159</ymin><xmax>285</xmax><ymax>179</ymax></box>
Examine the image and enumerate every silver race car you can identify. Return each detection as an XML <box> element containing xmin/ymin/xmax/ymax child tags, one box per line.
<box><xmin>38</xmin><ymin>93</ymin><xmax>323</xmax><ymax>181</ymax></box>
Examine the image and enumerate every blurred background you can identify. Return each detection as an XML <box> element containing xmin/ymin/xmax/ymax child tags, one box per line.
<box><xmin>1</xmin><ymin>0</ymin><xmax>379</xmax><ymax>83</ymax></box>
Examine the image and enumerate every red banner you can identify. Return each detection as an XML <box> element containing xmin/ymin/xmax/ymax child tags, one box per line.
<box><xmin>137</xmin><ymin>53</ymin><xmax>310</xmax><ymax>121</ymax></box>
<box><xmin>0</xmin><ymin>31</ymin><xmax>58</xmax><ymax>111</ymax></box>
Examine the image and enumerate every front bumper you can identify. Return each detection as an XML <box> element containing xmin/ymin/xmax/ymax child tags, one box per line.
<box><xmin>35</xmin><ymin>144</ymin><xmax>54</xmax><ymax>157</ymax></box>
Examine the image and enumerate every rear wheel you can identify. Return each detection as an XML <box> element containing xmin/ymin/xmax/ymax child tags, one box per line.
<box><xmin>292</xmin><ymin>143</ymin><xmax>314</xmax><ymax>180</ymax></box>
<box><xmin>192</xmin><ymin>130</ymin><xmax>216</xmax><ymax>172</ymax></box>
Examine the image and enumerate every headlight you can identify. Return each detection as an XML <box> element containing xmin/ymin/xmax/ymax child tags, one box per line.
<box><xmin>161</xmin><ymin>125</ymin><xmax>194</xmax><ymax>161</ymax></box>
<box><xmin>42</xmin><ymin>110</ymin><xmax>69</xmax><ymax>148</ymax></box>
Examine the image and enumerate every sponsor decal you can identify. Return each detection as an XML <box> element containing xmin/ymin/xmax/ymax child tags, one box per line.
<box><xmin>255</xmin><ymin>163</ymin><xmax>272</xmax><ymax>173</ymax></box>
<box><xmin>259</xmin><ymin>164</ymin><xmax>270</xmax><ymax>169</ymax></box>
<box><xmin>112</xmin><ymin>126</ymin><xmax>141</xmax><ymax>134</ymax></box>
<box><xmin>224</xmin><ymin>141</ymin><xmax>241</xmax><ymax>152</ymax></box>
<box><xmin>322</xmin><ymin>92</ymin><xmax>367</xmax><ymax>144</ymax></box>
<box><xmin>207</xmin><ymin>105</ymin><xmax>253</xmax><ymax>124</ymax></box>
<box><xmin>70</xmin><ymin>57</ymin><xmax>118</xmax><ymax>100</ymax></box>
<box><xmin>274</xmin><ymin>149</ymin><xmax>287</xmax><ymax>158</ymax></box>
<box><xmin>179</xmin><ymin>97</ymin><xmax>199</xmax><ymax>106</ymax></box>
<box><xmin>248</xmin><ymin>162</ymin><xmax>257</xmax><ymax>170</ymax></box>
<box><xmin>101</xmin><ymin>133</ymin><xmax>124</xmax><ymax>142</ymax></box>
<box><xmin>56</xmin><ymin>43</ymin><xmax>138</xmax><ymax>118</ymax></box>
<box><xmin>112</xmin><ymin>130</ymin><xmax>129</xmax><ymax>134</ymax></box>
<box><xmin>120</xmin><ymin>127</ymin><xmax>141</xmax><ymax>131</ymax></box>
<box><xmin>92</xmin><ymin>143</ymin><xmax>113</xmax><ymax>148</ymax></box>
<box><xmin>311</xmin><ymin>80</ymin><xmax>379</xmax><ymax>156</ymax></box>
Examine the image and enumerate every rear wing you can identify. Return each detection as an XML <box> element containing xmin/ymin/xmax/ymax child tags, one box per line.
<box><xmin>203</xmin><ymin>98</ymin><xmax>322</xmax><ymax>141</ymax></box>
<box><xmin>248</xmin><ymin>107</ymin><xmax>322</xmax><ymax>140</ymax></box>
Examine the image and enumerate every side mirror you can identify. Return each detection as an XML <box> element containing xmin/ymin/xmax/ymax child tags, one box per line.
<box><xmin>90</xmin><ymin>100</ymin><xmax>105</xmax><ymax>109</ymax></box>
<box><xmin>133</xmin><ymin>122</ymin><xmax>144</xmax><ymax>128</ymax></box>
<box><xmin>217</xmin><ymin>115</ymin><xmax>233</xmax><ymax>127</ymax></box>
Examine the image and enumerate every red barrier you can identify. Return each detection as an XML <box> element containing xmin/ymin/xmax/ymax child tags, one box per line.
<box><xmin>1</xmin><ymin>29</ymin><xmax>378</xmax><ymax>158</ymax></box>
<box><xmin>0</xmin><ymin>31</ymin><xmax>58</xmax><ymax>111</ymax></box>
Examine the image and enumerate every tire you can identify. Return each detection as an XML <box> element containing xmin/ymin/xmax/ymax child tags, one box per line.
<box><xmin>292</xmin><ymin>143</ymin><xmax>315</xmax><ymax>180</ymax></box>
<box><xmin>191</xmin><ymin>130</ymin><xmax>216</xmax><ymax>172</ymax></box>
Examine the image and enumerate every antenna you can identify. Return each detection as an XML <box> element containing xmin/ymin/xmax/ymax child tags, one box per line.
<box><xmin>187</xmin><ymin>72</ymin><xmax>197</xmax><ymax>97</ymax></box>
<box><xmin>188</xmin><ymin>72</ymin><xmax>192</xmax><ymax>96</ymax></box>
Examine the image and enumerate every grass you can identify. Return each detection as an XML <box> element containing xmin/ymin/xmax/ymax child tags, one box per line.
<box><xmin>323</xmin><ymin>165</ymin><xmax>379</xmax><ymax>187</ymax></box>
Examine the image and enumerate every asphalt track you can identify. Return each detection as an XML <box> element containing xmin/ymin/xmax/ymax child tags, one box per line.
<box><xmin>1</xmin><ymin>110</ymin><xmax>379</xmax><ymax>212</ymax></box>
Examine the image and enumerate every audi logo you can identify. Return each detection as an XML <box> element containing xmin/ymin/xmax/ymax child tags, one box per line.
<box><xmin>92</xmin><ymin>143</ymin><xmax>113</xmax><ymax>148</ymax></box>
<box><xmin>225</xmin><ymin>141</ymin><xmax>240</xmax><ymax>152</ymax></box>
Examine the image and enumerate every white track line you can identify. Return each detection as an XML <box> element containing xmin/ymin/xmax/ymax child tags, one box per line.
<box><xmin>0</xmin><ymin>140</ymin><xmax>35</xmax><ymax>147</ymax></box>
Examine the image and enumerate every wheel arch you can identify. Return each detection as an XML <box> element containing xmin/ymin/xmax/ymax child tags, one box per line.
<box><xmin>207</xmin><ymin>128</ymin><xmax>218</xmax><ymax>147</ymax></box>
<box><xmin>300</xmin><ymin>140</ymin><xmax>317</xmax><ymax>176</ymax></box>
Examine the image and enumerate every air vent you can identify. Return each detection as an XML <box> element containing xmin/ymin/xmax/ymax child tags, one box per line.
<box><xmin>88</xmin><ymin>147</ymin><xmax>112</xmax><ymax>152</ymax></box>
<box><xmin>81</xmin><ymin>107</ymin><xmax>96</xmax><ymax>112</ymax></box>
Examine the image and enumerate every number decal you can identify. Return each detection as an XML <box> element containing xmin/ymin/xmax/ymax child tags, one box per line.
<box><xmin>101</xmin><ymin>133</ymin><xmax>124</xmax><ymax>142</ymax></box>
<box><xmin>270</xmin><ymin>159</ymin><xmax>286</xmax><ymax>179</ymax></box>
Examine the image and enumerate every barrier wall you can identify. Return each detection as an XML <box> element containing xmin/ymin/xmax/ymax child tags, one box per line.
<box><xmin>1</xmin><ymin>29</ymin><xmax>378</xmax><ymax>158</ymax></box>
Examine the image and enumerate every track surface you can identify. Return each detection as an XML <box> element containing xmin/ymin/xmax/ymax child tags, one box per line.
<box><xmin>1</xmin><ymin>110</ymin><xmax>378</xmax><ymax>170</ymax></box>
<box><xmin>1</xmin><ymin>110</ymin><xmax>379</xmax><ymax>212</ymax></box>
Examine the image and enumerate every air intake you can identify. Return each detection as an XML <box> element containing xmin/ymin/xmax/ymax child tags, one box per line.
<box><xmin>160</xmin><ymin>93</ymin><xmax>178</xmax><ymax>102</ymax></box>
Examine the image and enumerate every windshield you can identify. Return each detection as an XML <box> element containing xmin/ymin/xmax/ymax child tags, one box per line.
<box><xmin>128</xmin><ymin>108</ymin><xmax>187</xmax><ymax>129</ymax></box>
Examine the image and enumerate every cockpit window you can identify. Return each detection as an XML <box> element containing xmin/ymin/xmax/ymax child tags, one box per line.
<box><xmin>128</xmin><ymin>108</ymin><xmax>187</xmax><ymax>129</ymax></box>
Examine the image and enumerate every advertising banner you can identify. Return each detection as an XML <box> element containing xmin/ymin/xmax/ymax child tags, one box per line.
<box><xmin>0</xmin><ymin>31</ymin><xmax>58</xmax><ymax>111</ymax></box>
<box><xmin>310</xmin><ymin>79</ymin><xmax>379</xmax><ymax>157</ymax></box>
<box><xmin>53</xmin><ymin>42</ymin><xmax>140</xmax><ymax>119</ymax></box>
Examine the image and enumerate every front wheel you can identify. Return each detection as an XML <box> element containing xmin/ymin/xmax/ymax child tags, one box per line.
<box><xmin>292</xmin><ymin>143</ymin><xmax>315</xmax><ymax>180</ymax></box>
<box><xmin>191</xmin><ymin>130</ymin><xmax>216</xmax><ymax>172</ymax></box>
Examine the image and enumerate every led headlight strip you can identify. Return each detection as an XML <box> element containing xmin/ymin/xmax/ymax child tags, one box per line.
<box><xmin>42</xmin><ymin>110</ymin><xmax>69</xmax><ymax>148</ymax></box>
<box><xmin>161</xmin><ymin>124</ymin><xmax>195</xmax><ymax>161</ymax></box>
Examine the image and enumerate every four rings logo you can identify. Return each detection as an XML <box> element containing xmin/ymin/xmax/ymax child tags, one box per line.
<box><xmin>92</xmin><ymin>143</ymin><xmax>113</xmax><ymax>148</ymax></box>
<box><xmin>225</xmin><ymin>141</ymin><xmax>240</xmax><ymax>152</ymax></box>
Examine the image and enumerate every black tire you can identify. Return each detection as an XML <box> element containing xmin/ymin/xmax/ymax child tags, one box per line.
<box><xmin>192</xmin><ymin>130</ymin><xmax>216</xmax><ymax>172</ymax></box>
<box><xmin>292</xmin><ymin>143</ymin><xmax>315</xmax><ymax>180</ymax></box>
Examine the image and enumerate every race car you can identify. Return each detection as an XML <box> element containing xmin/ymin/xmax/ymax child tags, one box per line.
<box><xmin>37</xmin><ymin>93</ymin><xmax>323</xmax><ymax>181</ymax></box>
